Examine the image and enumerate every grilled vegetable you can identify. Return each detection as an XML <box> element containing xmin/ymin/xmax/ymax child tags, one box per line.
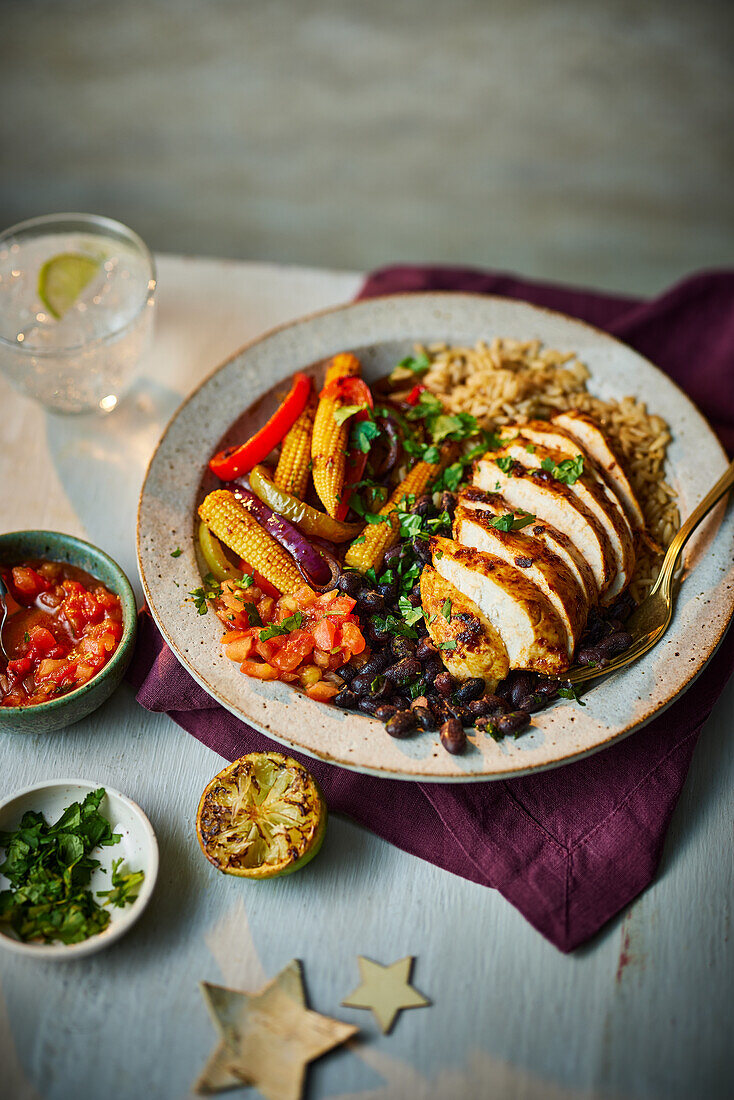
<box><xmin>198</xmin><ymin>490</ymin><xmax>303</xmax><ymax>595</ymax></box>
<box><xmin>311</xmin><ymin>353</ymin><xmax>366</xmax><ymax>518</ymax></box>
<box><xmin>226</xmin><ymin>485</ymin><xmax>332</xmax><ymax>588</ymax></box>
<box><xmin>248</xmin><ymin>465</ymin><xmax>363</xmax><ymax>542</ymax></box>
<box><xmin>273</xmin><ymin>391</ymin><xmax>317</xmax><ymax>500</ymax></box>
<box><xmin>343</xmin><ymin>453</ymin><xmax>446</xmax><ymax>574</ymax></box>
<box><xmin>198</xmin><ymin>521</ymin><xmax>241</xmax><ymax>581</ymax></box>
<box><xmin>209</xmin><ymin>372</ymin><xmax>312</xmax><ymax>481</ymax></box>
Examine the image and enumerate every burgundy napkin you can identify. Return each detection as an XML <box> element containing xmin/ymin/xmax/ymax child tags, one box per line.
<box><xmin>129</xmin><ymin>266</ymin><xmax>734</xmax><ymax>952</ymax></box>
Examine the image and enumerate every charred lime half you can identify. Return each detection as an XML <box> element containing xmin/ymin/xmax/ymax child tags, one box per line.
<box><xmin>196</xmin><ymin>752</ymin><xmax>326</xmax><ymax>878</ymax></box>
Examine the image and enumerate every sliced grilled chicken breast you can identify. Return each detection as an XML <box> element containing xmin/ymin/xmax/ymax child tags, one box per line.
<box><xmin>454</xmin><ymin>504</ymin><xmax>587</xmax><ymax>656</ymax></box>
<box><xmin>459</xmin><ymin>486</ymin><xmax>598</xmax><ymax>606</ymax></box>
<box><xmin>431</xmin><ymin>537</ymin><xmax>568</xmax><ymax>675</ymax></box>
<box><xmin>552</xmin><ymin>410</ymin><xmax>645</xmax><ymax>530</ymax></box>
<box><xmin>474</xmin><ymin>456</ymin><xmax>615</xmax><ymax>599</ymax></box>
<box><xmin>500</xmin><ymin>420</ymin><xmax>636</xmax><ymax>546</ymax></box>
<box><xmin>489</xmin><ymin>440</ymin><xmax>635</xmax><ymax>600</ymax></box>
<box><xmin>420</xmin><ymin>566</ymin><xmax>509</xmax><ymax>690</ymax></box>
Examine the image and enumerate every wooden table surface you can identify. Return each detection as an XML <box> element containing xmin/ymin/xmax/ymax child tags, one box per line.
<box><xmin>1</xmin><ymin>257</ymin><xmax>732</xmax><ymax>1100</ymax></box>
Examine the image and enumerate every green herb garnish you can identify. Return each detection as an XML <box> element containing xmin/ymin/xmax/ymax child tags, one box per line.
<box><xmin>333</xmin><ymin>403</ymin><xmax>367</xmax><ymax>426</ymax></box>
<box><xmin>558</xmin><ymin>684</ymin><xmax>587</xmax><ymax>706</ymax></box>
<box><xmin>351</xmin><ymin>419</ymin><xmax>381</xmax><ymax>454</ymax></box>
<box><xmin>170</xmin><ymin>547</ymin><xmax>182</xmax><ymax>558</ymax></box>
<box><xmin>495</xmin><ymin>456</ymin><xmax>515</xmax><ymax>474</ymax></box>
<box><xmin>540</xmin><ymin>455</ymin><xmax>584</xmax><ymax>485</ymax></box>
<box><xmin>189</xmin><ymin>573</ymin><xmax>222</xmax><ymax>614</ymax></box>
<box><xmin>259</xmin><ymin>611</ymin><xmax>303</xmax><ymax>641</ymax></box>
<box><xmin>439</xmin><ymin>640</ymin><xmax>457</xmax><ymax>651</ymax></box>
<box><xmin>441</xmin><ymin>598</ymin><xmax>452</xmax><ymax>620</ymax></box>
<box><xmin>488</xmin><ymin>512</ymin><xmax>536</xmax><ymax>533</ymax></box>
<box><xmin>0</xmin><ymin>789</ymin><xmax>144</xmax><ymax>945</ymax></box>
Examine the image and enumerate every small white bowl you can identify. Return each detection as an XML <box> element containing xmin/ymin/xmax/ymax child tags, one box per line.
<box><xmin>0</xmin><ymin>779</ymin><xmax>158</xmax><ymax>959</ymax></box>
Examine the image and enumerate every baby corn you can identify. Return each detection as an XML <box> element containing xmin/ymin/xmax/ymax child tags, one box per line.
<box><xmin>198</xmin><ymin>490</ymin><xmax>303</xmax><ymax>595</ymax></box>
<box><xmin>311</xmin><ymin>353</ymin><xmax>362</xmax><ymax>518</ymax></box>
<box><xmin>274</xmin><ymin>391</ymin><xmax>317</xmax><ymax>500</ymax></box>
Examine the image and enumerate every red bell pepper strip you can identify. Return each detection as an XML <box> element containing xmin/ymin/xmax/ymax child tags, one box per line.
<box><xmin>209</xmin><ymin>372</ymin><xmax>312</xmax><ymax>480</ymax></box>
<box><xmin>321</xmin><ymin>375</ymin><xmax>374</xmax><ymax>409</ymax></box>
<box><xmin>405</xmin><ymin>383</ymin><xmax>426</xmax><ymax>406</ymax></box>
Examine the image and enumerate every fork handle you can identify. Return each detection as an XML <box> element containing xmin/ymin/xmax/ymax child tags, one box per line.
<box><xmin>654</xmin><ymin>456</ymin><xmax>734</xmax><ymax>592</ymax></box>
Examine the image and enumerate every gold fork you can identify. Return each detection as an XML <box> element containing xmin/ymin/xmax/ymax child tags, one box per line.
<box><xmin>566</xmin><ymin>457</ymin><xmax>734</xmax><ymax>685</ymax></box>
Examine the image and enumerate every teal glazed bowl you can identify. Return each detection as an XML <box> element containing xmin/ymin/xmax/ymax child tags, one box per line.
<box><xmin>0</xmin><ymin>531</ymin><xmax>137</xmax><ymax>733</ymax></box>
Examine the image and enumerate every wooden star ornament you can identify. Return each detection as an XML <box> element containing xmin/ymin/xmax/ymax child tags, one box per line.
<box><xmin>342</xmin><ymin>955</ymin><xmax>430</xmax><ymax>1033</ymax></box>
<box><xmin>195</xmin><ymin>959</ymin><xmax>358</xmax><ymax>1100</ymax></box>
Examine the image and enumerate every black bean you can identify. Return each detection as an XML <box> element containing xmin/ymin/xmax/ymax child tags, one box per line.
<box><xmin>434</xmin><ymin>670</ymin><xmax>454</xmax><ymax>697</ymax></box>
<box><xmin>385</xmin><ymin>657</ymin><xmax>422</xmax><ymax>685</ymax></box>
<box><xmin>577</xmin><ymin>631</ymin><xmax>633</xmax><ymax>666</ymax></box>
<box><xmin>375</xmin><ymin>704</ymin><xmax>399</xmax><ymax>722</ymax></box>
<box><xmin>337</xmin><ymin>571</ymin><xmax>364</xmax><ymax>598</ymax></box>
<box><xmin>440</xmin><ymin>491</ymin><xmax>457</xmax><ymax>517</ymax></box>
<box><xmin>368</xmin><ymin>677</ymin><xmax>394</xmax><ymax>701</ymax></box>
<box><xmin>358</xmin><ymin>590</ymin><xmax>386</xmax><ymax>614</ymax></box>
<box><xmin>383</xmin><ymin>543</ymin><xmax>403</xmax><ymax>567</ymax></box>
<box><xmin>514</xmin><ymin>692</ymin><xmax>549</xmax><ymax>714</ymax></box>
<box><xmin>411</xmin><ymin>536</ymin><xmax>432</xmax><ymax>564</ymax></box>
<box><xmin>605</xmin><ymin>590</ymin><xmax>636</xmax><ymax>623</ymax></box>
<box><xmin>367</xmin><ymin>617</ymin><xmax>392</xmax><ymax>645</ymax></box>
<box><xmin>334</xmin><ymin>688</ymin><xmax>359</xmax><ymax>710</ymax></box>
<box><xmin>416</xmin><ymin>636</ymin><xmax>438</xmax><ymax>661</ymax></box>
<box><xmin>386</xmin><ymin>710</ymin><xmax>418</xmax><ymax>738</ymax></box>
<box><xmin>408</xmin><ymin>583</ymin><xmax>423</xmax><ymax>607</ymax></box>
<box><xmin>391</xmin><ymin>693</ymin><xmax>411</xmax><ymax>710</ymax></box>
<box><xmin>496</xmin><ymin>711</ymin><xmax>531</xmax><ymax>738</ymax></box>
<box><xmin>507</xmin><ymin>672</ymin><xmax>537</xmax><ymax>711</ymax></box>
<box><xmin>412</xmin><ymin>494</ymin><xmax>435</xmax><ymax>518</ymax></box>
<box><xmin>534</xmin><ymin>678</ymin><xmax>561</xmax><ymax>700</ymax></box>
<box><xmin>453</xmin><ymin>677</ymin><xmax>485</xmax><ymax>704</ymax></box>
<box><xmin>335</xmin><ymin>662</ymin><xmax>357</xmax><ymax>683</ymax></box>
<box><xmin>413</xmin><ymin>705</ymin><xmax>437</xmax><ymax>731</ymax></box>
<box><xmin>579</xmin><ymin>615</ymin><xmax>606</xmax><ymax>647</ymax></box>
<box><xmin>391</xmin><ymin>635</ymin><xmax>416</xmax><ymax>659</ymax></box>
<box><xmin>468</xmin><ymin>694</ymin><xmax>507</xmax><ymax>719</ymax></box>
<box><xmin>378</xmin><ymin>581</ymin><xmax>398</xmax><ymax>602</ymax></box>
<box><xmin>440</xmin><ymin>717</ymin><xmax>466</xmax><ymax>755</ymax></box>
<box><xmin>358</xmin><ymin>697</ymin><xmax>384</xmax><ymax>716</ymax></box>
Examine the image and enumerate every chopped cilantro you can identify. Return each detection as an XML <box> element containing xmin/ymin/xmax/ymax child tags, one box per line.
<box><xmin>439</xmin><ymin>639</ymin><xmax>457</xmax><ymax>651</ymax></box>
<box><xmin>351</xmin><ymin>419</ymin><xmax>381</xmax><ymax>454</ymax></box>
<box><xmin>405</xmin><ymin>392</ymin><xmax>443</xmax><ymax>421</ymax></box>
<box><xmin>558</xmin><ymin>684</ymin><xmax>587</xmax><ymax>706</ymax></box>
<box><xmin>488</xmin><ymin>511</ymin><xmax>536</xmax><ymax>533</ymax></box>
<box><xmin>525</xmin><ymin>443</ymin><xmax>536</xmax><ymax>454</ymax></box>
<box><xmin>422</xmin><ymin>444</ymin><xmax>440</xmax><ymax>464</ymax></box>
<box><xmin>441</xmin><ymin>598</ymin><xmax>452</xmax><ymax>620</ymax></box>
<box><xmin>495</xmin><ymin>456</ymin><xmax>515</xmax><ymax>474</ymax></box>
<box><xmin>189</xmin><ymin>573</ymin><xmax>222</xmax><ymax>614</ymax></box>
<box><xmin>397</xmin><ymin>352</ymin><xmax>431</xmax><ymax>374</ymax></box>
<box><xmin>540</xmin><ymin>455</ymin><xmax>584</xmax><ymax>485</ymax></box>
<box><xmin>170</xmin><ymin>547</ymin><xmax>182</xmax><ymax>558</ymax></box>
<box><xmin>244</xmin><ymin>603</ymin><xmax>263</xmax><ymax>628</ymax></box>
<box><xmin>259</xmin><ymin>611</ymin><xmax>303</xmax><ymax>641</ymax></box>
<box><xmin>96</xmin><ymin>857</ymin><xmax>145</xmax><ymax>908</ymax></box>
<box><xmin>365</xmin><ymin>567</ymin><xmax>378</xmax><ymax>585</ymax></box>
<box><xmin>0</xmin><ymin>788</ymin><xmax>144</xmax><ymax>945</ymax></box>
<box><xmin>397</xmin><ymin>595</ymin><xmax>423</xmax><ymax>626</ymax></box>
<box><xmin>23</xmin><ymin>631</ymin><xmax>30</xmax><ymax>644</ymax></box>
<box><xmin>351</xmin><ymin>535</ymin><xmax>366</xmax><ymax>546</ymax></box>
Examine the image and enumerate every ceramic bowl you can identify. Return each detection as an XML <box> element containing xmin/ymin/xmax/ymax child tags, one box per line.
<box><xmin>0</xmin><ymin>779</ymin><xmax>158</xmax><ymax>959</ymax></box>
<box><xmin>138</xmin><ymin>293</ymin><xmax>734</xmax><ymax>781</ymax></box>
<box><xmin>0</xmin><ymin>531</ymin><xmax>137</xmax><ymax>733</ymax></box>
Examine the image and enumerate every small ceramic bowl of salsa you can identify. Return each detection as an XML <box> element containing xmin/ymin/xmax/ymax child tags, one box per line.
<box><xmin>0</xmin><ymin>531</ymin><xmax>137</xmax><ymax>733</ymax></box>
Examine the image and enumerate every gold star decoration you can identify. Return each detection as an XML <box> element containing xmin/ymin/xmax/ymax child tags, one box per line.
<box><xmin>195</xmin><ymin>959</ymin><xmax>358</xmax><ymax>1100</ymax></box>
<box><xmin>341</xmin><ymin>955</ymin><xmax>430</xmax><ymax>1034</ymax></box>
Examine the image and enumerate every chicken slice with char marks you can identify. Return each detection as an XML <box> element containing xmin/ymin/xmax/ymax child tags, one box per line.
<box><xmin>459</xmin><ymin>486</ymin><xmax>598</xmax><ymax>607</ymax></box>
<box><xmin>474</xmin><ymin>456</ymin><xmax>615</xmax><ymax>600</ymax></box>
<box><xmin>431</xmin><ymin>536</ymin><xmax>569</xmax><ymax>676</ymax></box>
<box><xmin>419</xmin><ymin>565</ymin><xmax>509</xmax><ymax>691</ymax></box>
<box><xmin>487</xmin><ymin>439</ymin><xmax>635</xmax><ymax>601</ymax></box>
<box><xmin>552</xmin><ymin>410</ymin><xmax>645</xmax><ymax>530</ymax></box>
<box><xmin>454</xmin><ymin>503</ymin><xmax>587</xmax><ymax>657</ymax></box>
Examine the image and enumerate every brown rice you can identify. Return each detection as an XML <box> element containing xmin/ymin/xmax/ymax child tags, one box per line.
<box><xmin>415</xmin><ymin>338</ymin><xmax>680</xmax><ymax>605</ymax></box>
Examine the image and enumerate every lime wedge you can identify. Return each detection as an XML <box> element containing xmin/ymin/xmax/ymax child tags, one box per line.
<box><xmin>196</xmin><ymin>752</ymin><xmax>326</xmax><ymax>878</ymax></box>
<box><xmin>38</xmin><ymin>253</ymin><xmax>101</xmax><ymax>319</ymax></box>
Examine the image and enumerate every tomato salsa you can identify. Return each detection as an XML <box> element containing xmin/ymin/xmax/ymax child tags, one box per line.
<box><xmin>0</xmin><ymin>560</ymin><xmax>123</xmax><ymax>708</ymax></box>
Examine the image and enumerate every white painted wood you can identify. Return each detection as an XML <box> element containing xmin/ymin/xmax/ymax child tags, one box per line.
<box><xmin>0</xmin><ymin>257</ymin><xmax>731</xmax><ymax>1100</ymax></box>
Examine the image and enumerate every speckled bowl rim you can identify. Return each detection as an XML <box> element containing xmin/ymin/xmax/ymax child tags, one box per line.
<box><xmin>0</xmin><ymin>531</ymin><xmax>138</xmax><ymax>719</ymax></box>
<box><xmin>137</xmin><ymin>292</ymin><xmax>734</xmax><ymax>782</ymax></box>
<box><xmin>0</xmin><ymin>778</ymin><xmax>158</xmax><ymax>959</ymax></box>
